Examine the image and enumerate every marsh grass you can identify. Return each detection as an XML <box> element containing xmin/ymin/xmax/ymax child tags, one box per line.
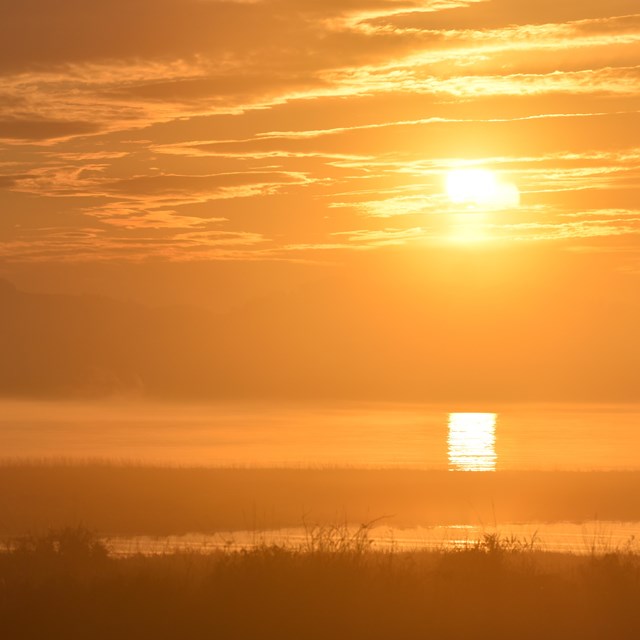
<box><xmin>3</xmin><ymin>463</ymin><xmax>640</xmax><ymax>536</ymax></box>
<box><xmin>9</xmin><ymin>525</ymin><xmax>110</xmax><ymax>559</ymax></box>
<box><xmin>2</xmin><ymin>525</ymin><xmax>640</xmax><ymax>639</ymax></box>
<box><xmin>1</xmin><ymin>463</ymin><xmax>639</xmax><ymax>638</ymax></box>
<box><xmin>300</xmin><ymin>516</ymin><xmax>388</xmax><ymax>555</ymax></box>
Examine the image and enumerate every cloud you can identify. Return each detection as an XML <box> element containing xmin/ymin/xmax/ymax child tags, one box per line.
<box><xmin>0</xmin><ymin>224</ymin><xmax>269</xmax><ymax>263</ymax></box>
<box><xmin>331</xmin><ymin>226</ymin><xmax>427</xmax><ymax>246</ymax></box>
<box><xmin>102</xmin><ymin>171</ymin><xmax>308</xmax><ymax>197</ymax></box>
<box><xmin>1</xmin><ymin>0</ymin><xmax>639</xmax><ymax>262</ymax></box>
<box><xmin>1</xmin><ymin>1</ymin><xmax>638</xmax><ymax>147</ymax></box>
<box><xmin>487</xmin><ymin>214</ymin><xmax>640</xmax><ymax>242</ymax></box>
<box><xmin>0</xmin><ymin>174</ymin><xmax>29</xmax><ymax>189</ymax></box>
<box><xmin>0</xmin><ymin>118</ymin><xmax>99</xmax><ymax>142</ymax></box>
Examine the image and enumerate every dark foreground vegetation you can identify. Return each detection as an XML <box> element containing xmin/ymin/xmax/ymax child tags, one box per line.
<box><xmin>2</xmin><ymin>527</ymin><xmax>640</xmax><ymax>639</ymax></box>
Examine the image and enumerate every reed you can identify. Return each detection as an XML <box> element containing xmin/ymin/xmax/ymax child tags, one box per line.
<box><xmin>2</xmin><ymin>525</ymin><xmax>640</xmax><ymax>639</ymax></box>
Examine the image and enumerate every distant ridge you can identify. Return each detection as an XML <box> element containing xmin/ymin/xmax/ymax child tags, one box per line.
<box><xmin>0</xmin><ymin>263</ymin><xmax>638</xmax><ymax>403</ymax></box>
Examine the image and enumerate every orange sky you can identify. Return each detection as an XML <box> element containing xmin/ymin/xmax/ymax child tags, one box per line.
<box><xmin>0</xmin><ymin>0</ymin><xmax>639</xmax><ymax>402</ymax></box>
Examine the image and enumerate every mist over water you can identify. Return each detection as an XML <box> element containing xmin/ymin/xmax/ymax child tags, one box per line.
<box><xmin>2</xmin><ymin>401</ymin><xmax>639</xmax><ymax>471</ymax></box>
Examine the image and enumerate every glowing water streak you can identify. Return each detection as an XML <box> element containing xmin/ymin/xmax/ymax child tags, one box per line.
<box><xmin>448</xmin><ymin>412</ymin><xmax>497</xmax><ymax>471</ymax></box>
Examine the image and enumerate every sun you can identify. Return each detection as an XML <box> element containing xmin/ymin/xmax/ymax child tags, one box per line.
<box><xmin>445</xmin><ymin>168</ymin><xmax>520</xmax><ymax>209</ymax></box>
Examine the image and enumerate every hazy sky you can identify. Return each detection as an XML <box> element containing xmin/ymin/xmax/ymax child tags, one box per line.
<box><xmin>0</xmin><ymin>1</ymin><xmax>639</xmax><ymax>401</ymax></box>
<box><xmin>1</xmin><ymin>0</ymin><xmax>639</xmax><ymax>267</ymax></box>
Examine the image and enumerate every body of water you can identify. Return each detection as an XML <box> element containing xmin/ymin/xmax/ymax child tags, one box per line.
<box><xmin>106</xmin><ymin>521</ymin><xmax>640</xmax><ymax>556</ymax></box>
<box><xmin>3</xmin><ymin>401</ymin><xmax>640</xmax><ymax>554</ymax></box>
<box><xmin>1</xmin><ymin>401</ymin><xmax>639</xmax><ymax>471</ymax></box>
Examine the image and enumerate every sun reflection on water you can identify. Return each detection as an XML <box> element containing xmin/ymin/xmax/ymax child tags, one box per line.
<box><xmin>448</xmin><ymin>412</ymin><xmax>497</xmax><ymax>471</ymax></box>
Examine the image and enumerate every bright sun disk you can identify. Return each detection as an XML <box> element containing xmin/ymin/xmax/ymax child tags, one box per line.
<box><xmin>446</xmin><ymin>168</ymin><xmax>520</xmax><ymax>209</ymax></box>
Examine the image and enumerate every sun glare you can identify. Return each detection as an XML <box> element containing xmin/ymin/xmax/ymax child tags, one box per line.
<box><xmin>448</xmin><ymin>412</ymin><xmax>497</xmax><ymax>472</ymax></box>
<box><xmin>446</xmin><ymin>169</ymin><xmax>520</xmax><ymax>210</ymax></box>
